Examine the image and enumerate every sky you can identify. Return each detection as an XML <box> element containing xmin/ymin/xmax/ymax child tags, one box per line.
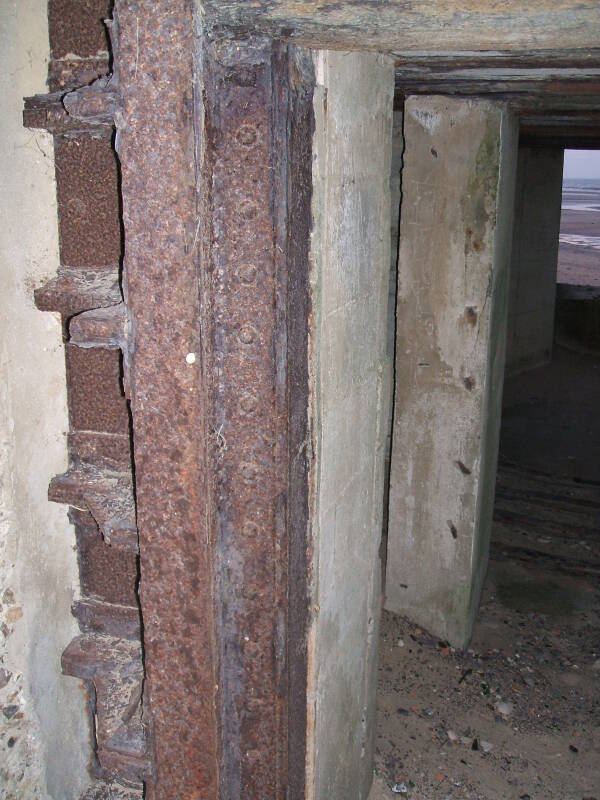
<box><xmin>563</xmin><ymin>149</ymin><xmax>600</xmax><ymax>179</ymax></box>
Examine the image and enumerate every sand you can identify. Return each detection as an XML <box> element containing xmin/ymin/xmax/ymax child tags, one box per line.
<box><xmin>558</xmin><ymin>205</ymin><xmax>600</xmax><ymax>287</ymax></box>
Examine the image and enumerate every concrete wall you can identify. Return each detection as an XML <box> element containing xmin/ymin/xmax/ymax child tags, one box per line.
<box><xmin>386</xmin><ymin>96</ymin><xmax>518</xmax><ymax>649</ymax></box>
<box><xmin>307</xmin><ymin>50</ymin><xmax>394</xmax><ymax>800</ymax></box>
<box><xmin>0</xmin><ymin>2</ymin><xmax>91</xmax><ymax>796</ymax></box>
<box><xmin>505</xmin><ymin>147</ymin><xmax>564</xmax><ymax>375</ymax></box>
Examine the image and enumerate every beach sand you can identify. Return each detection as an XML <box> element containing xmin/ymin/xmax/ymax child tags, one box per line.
<box><xmin>558</xmin><ymin>203</ymin><xmax>600</xmax><ymax>286</ymax></box>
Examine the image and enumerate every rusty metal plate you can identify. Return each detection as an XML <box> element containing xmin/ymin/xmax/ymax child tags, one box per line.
<box><xmin>114</xmin><ymin>1</ymin><xmax>314</xmax><ymax>795</ymax></box>
<box><xmin>113</xmin><ymin>1</ymin><xmax>219</xmax><ymax>796</ymax></box>
<box><xmin>200</xmin><ymin>36</ymin><xmax>314</xmax><ymax>800</ymax></box>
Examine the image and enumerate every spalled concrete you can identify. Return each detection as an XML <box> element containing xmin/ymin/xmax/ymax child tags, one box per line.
<box><xmin>386</xmin><ymin>96</ymin><xmax>518</xmax><ymax>649</ymax></box>
<box><xmin>505</xmin><ymin>147</ymin><xmax>564</xmax><ymax>375</ymax></box>
<box><xmin>308</xmin><ymin>50</ymin><xmax>394</xmax><ymax>800</ymax></box>
<box><xmin>0</xmin><ymin>2</ymin><xmax>91</xmax><ymax>796</ymax></box>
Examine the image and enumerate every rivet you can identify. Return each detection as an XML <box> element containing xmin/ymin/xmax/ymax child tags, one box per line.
<box><xmin>236</xmin><ymin>124</ymin><xmax>258</xmax><ymax>147</ymax></box>
<box><xmin>242</xmin><ymin>520</ymin><xmax>259</xmax><ymax>538</ymax></box>
<box><xmin>240</xmin><ymin>462</ymin><xmax>259</xmax><ymax>483</ymax></box>
<box><xmin>237</xmin><ymin>263</ymin><xmax>257</xmax><ymax>285</ymax></box>
<box><xmin>238</xmin><ymin>324</ymin><xmax>258</xmax><ymax>345</ymax></box>
<box><xmin>240</xmin><ymin>392</ymin><xmax>258</xmax><ymax>414</ymax></box>
<box><xmin>239</xmin><ymin>200</ymin><xmax>258</xmax><ymax>220</ymax></box>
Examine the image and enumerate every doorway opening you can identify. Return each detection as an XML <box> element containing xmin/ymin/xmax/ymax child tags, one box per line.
<box><xmin>372</xmin><ymin>132</ymin><xmax>600</xmax><ymax>798</ymax></box>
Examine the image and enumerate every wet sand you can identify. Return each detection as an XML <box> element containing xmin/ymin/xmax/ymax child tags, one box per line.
<box><xmin>558</xmin><ymin>205</ymin><xmax>600</xmax><ymax>286</ymax></box>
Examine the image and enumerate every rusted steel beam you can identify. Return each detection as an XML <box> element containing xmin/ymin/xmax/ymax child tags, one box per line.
<box><xmin>110</xmin><ymin>1</ymin><xmax>219</xmax><ymax>796</ymax></box>
<box><xmin>113</xmin><ymin>0</ymin><xmax>314</xmax><ymax>796</ymax></box>
<box><xmin>200</xmin><ymin>36</ymin><xmax>314</xmax><ymax>800</ymax></box>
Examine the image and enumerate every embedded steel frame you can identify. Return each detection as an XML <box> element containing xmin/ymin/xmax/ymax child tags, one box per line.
<box><xmin>113</xmin><ymin>1</ymin><xmax>314</xmax><ymax>796</ymax></box>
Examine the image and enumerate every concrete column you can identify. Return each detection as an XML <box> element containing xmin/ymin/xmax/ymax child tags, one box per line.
<box><xmin>505</xmin><ymin>147</ymin><xmax>564</xmax><ymax>375</ymax></box>
<box><xmin>386</xmin><ymin>96</ymin><xmax>518</xmax><ymax>649</ymax></box>
<box><xmin>308</xmin><ymin>51</ymin><xmax>394</xmax><ymax>800</ymax></box>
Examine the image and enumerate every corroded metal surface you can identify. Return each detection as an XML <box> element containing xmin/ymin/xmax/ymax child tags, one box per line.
<box><xmin>112</xmin><ymin>2</ymin><xmax>219</xmax><ymax>796</ymax></box>
<box><xmin>30</xmin><ymin>2</ymin><xmax>146</xmax><ymax>793</ymax></box>
<box><xmin>114</xmin><ymin>0</ymin><xmax>315</xmax><ymax>794</ymax></box>
<box><xmin>200</xmin><ymin>36</ymin><xmax>314</xmax><ymax>800</ymax></box>
<box><xmin>201</xmin><ymin>37</ymin><xmax>290</xmax><ymax>799</ymax></box>
<box><xmin>48</xmin><ymin>0</ymin><xmax>112</xmax><ymax>91</ymax></box>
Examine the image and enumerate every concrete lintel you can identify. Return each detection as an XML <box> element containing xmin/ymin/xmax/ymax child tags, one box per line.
<box><xmin>200</xmin><ymin>2</ymin><xmax>600</xmax><ymax>58</ymax></box>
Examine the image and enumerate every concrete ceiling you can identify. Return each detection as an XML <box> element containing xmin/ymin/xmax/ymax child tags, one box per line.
<box><xmin>199</xmin><ymin>1</ymin><xmax>600</xmax><ymax>57</ymax></box>
<box><xmin>198</xmin><ymin>1</ymin><xmax>600</xmax><ymax>143</ymax></box>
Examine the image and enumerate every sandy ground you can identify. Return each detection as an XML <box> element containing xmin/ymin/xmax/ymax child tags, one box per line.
<box><xmin>371</xmin><ymin>347</ymin><xmax>600</xmax><ymax>800</ymax></box>
<box><xmin>558</xmin><ymin>208</ymin><xmax>600</xmax><ymax>286</ymax></box>
<box><xmin>499</xmin><ymin>346</ymin><xmax>600</xmax><ymax>482</ymax></box>
<box><xmin>558</xmin><ymin>244</ymin><xmax>600</xmax><ymax>286</ymax></box>
<box><xmin>371</xmin><ymin>559</ymin><xmax>599</xmax><ymax>800</ymax></box>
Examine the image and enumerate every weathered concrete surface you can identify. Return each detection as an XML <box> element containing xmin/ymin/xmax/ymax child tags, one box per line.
<box><xmin>386</xmin><ymin>96</ymin><xmax>518</xmax><ymax>649</ymax></box>
<box><xmin>505</xmin><ymin>147</ymin><xmax>564</xmax><ymax>375</ymax></box>
<box><xmin>0</xmin><ymin>1</ymin><xmax>91</xmax><ymax>796</ymax></box>
<box><xmin>308</xmin><ymin>50</ymin><xmax>394</xmax><ymax>800</ymax></box>
<box><xmin>200</xmin><ymin>1</ymin><xmax>600</xmax><ymax>57</ymax></box>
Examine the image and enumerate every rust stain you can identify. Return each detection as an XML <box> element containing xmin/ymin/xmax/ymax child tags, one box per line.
<box><xmin>112</xmin><ymin>3</ymin><xmax>314</xmax><ymax>797</ymax></box>
<box><xmin>200</xmin><ymin>36</ymin><xmax>313</xmax><ymax>800</ymax></box>
<box><xmin>113</xmin><ymin>1</ymin><xmax>219</xmax><ymax>796</ymax></box>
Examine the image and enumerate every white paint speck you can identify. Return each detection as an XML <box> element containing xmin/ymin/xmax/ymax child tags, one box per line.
<box><xmin>185</xmin><ymin>352</ymin><xmax>196</xmax><ymax>365</ymax></box>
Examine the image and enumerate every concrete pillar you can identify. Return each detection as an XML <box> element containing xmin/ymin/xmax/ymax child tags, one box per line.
<box><xmin>505</xmin><ymin>147</ymin><xmax>564</xmax><ymax>375</ymax></box>
<box><xmin>386</xmin><ymin>96</ymin><xmax>518</xmax><ymax>649</ymax></box>
<box><xmin>308</xmin><ymin>51</ymin><xmax>394</xmax><ymax>800</ymax></box>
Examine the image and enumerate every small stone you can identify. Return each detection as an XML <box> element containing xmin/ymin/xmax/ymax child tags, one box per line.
<box><xmin>480</xmin><ymin>740</ymin><xmax>493</xmax><ymax>753</ymax></box>
<box><xmin>569</xmin><ymin>744</ymin><xmax>579</xmax><ymax>753</ymax></box>
<box><xmin>2</xmin><ymin>704</ymin><xmax>18</xmax><ymax>719</ymax></box>
<box><xmin>447</xmin><ymin>730</ymin><xmax>458</xmax><ymax>742</ymax></box>
<box><xmin>392</xmin><ymin>781</ymin><xmax>408</xmax><ymax>795</ymax></box>
<box><xmin>496</xmin><ymin>700</ymin><xmax>513</xmax><ymax>717</ymax></box>
<box><xmin>519</xmin><ymin>795</ymin><xmax>531</xmax><ymax>800</ymax></box>
<box><xmin>397</xmin><ymin>639</ymin><xmax>405</xmax><ymax>648</ymax></box>
<box><xmin>0</xmin><ymin>668</ymin><xmax>11</xmax><ymax>689</ymax></box>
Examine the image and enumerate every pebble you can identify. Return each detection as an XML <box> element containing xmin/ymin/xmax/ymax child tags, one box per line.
<box><xmin>0</xmin><ymin>668</ymin><xmax>11</xmax><ymax>689</ymax></box>
<box><xmin>447</xmin><ymin>730</ymin><xmax>458</xmax><ymax>742</ymax></box>
<box><xmin>496</xmin><ymin>700</ymin><xmax>513</xmax><ymax>716</ymax></box>
<box><xmin>2</xmin><ymin>704</ymin><xmax>18</xmax><ymax>719</ymax></box>
<box><xmin>480</xmin><ymin>740</ymin><xmax>493</xmax><ymax>753</ymax></box>
<box><xmin>392</xmin><ymin>781</ymin><xmax>408</xmax><ymax>795</ymax></box>
<box><xmin>397</xmin><ymin>639</ymin><xmax>405</xmax><ymax>648</ymax></box>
